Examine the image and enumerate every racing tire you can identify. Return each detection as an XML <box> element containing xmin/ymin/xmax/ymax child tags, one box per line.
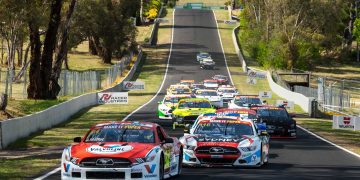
<box><xmin>159</xmin><ymin>154</ymin><xmax>165</xmax><ymax>180</ymax></box>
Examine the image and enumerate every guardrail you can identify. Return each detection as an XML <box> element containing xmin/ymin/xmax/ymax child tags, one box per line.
<box><xmin>0</xmin><ymin>51</ymin><xmax>144</xmax><ymax>149</ymax></box>
<box><xmin>232</xmin><ymin>25</ymin><xmax>248</xmax><ymax>72</ymax></box>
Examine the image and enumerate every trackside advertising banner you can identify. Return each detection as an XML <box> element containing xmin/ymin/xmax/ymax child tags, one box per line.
<box><xmin>276</xmin><ymin>100</ymin><xmax>294</xmax><ymax>110</ymax></box>
<box><xmin>98</xmin><ymin>92</ymin><xmax>128</xmax><ymax>104</ymax></box>
<box><xmin>332</xmin><ymin>115</ymin><xmax>360</xmax><ymax>130</ymax></box>
<box><xmin>259</xmin><ymin>91</ymin><xmax>272</xmax><ymax>98</ymax></box>
<box><xmin>123</xmin><ymin>81</ymin><xmax>145</xmax><ymax>90</ymax></box>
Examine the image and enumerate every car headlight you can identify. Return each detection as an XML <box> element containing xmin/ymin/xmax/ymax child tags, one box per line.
<box><xmin>160</xmin><ymin>107</ymin><xmax>170</xmax><ymax>112</ymax></box>
<box><xmin>64</xmin><ymin>147</ymin><xmax>80</xmax><ymax>165</ymax></box>
<box><xmin>241</xmin><ymin>145</ymin><xmax>257</xmax><ymax>152</ymax></box>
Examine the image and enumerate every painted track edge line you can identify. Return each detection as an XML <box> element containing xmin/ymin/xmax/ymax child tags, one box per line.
<box><xmin>34</xmin><ymin>167</ymin><xmax>61</xmax><ymax>180</ymax></box>
<box><xmin>212</xmin><ymin>10</ymin><xmax>234</xmax><ymax>86</ymax></box>
<box><xmin>35</xmin><ymin>8</ymin><xmax>176</xmax><ymax>180</ymax></box>
<box><xmin>122</xmin><ymin>9</ymin><xmax>176</xmax><ymax>122</ymax></box>
<box><xmin>298</xmin><ymin>125</ymin><xmax>360</xmax><ymax>159</ymax></box>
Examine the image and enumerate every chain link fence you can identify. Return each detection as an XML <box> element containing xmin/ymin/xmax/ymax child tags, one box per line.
<box><xmin>0</xmin><ymin>53</ymin><xmax>133</xmax><ymax>99</ymax></box>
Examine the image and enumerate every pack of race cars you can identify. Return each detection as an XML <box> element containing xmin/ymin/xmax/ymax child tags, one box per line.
<box><xmin>61</xmin><ymin>74</ymin><xmax>297</xmax><ymax>179</ymax></box>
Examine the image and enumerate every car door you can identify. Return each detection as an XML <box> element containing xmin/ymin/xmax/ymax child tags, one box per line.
<box><xmin>157</xmin><ymin>127</ymin><xmax>174</xmax><ymax>174</ymax></box>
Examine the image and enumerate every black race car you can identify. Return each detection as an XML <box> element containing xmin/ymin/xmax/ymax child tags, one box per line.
<box><xmin>251</xmin><ymin>106</ymin><xmax>296</xmax><ymax>138</ymax></box>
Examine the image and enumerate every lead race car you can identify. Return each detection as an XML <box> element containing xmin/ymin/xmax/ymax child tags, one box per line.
<box><xmin>61</xmin><ymin>121</ymin><xmax>182</xmax><ymax>180</ymax></box>
<box><xmin>179</xmin><ymin>116</ymin><xmax>269</xmax><ymax>167</ymax></box>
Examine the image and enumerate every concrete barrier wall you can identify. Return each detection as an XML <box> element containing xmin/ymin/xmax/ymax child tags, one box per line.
<box><xmin>232</xmin><ymin>25</ymin><xmax>247</xmax><ymax>72</ymax></box>
<box><xmin>0</xmin><ymin>51</ymin><xmax>144</xmax><ymax>149</ymax></box>
<box><xmin>267</xmin><ymin>71</ymin><xmax>313</xmax><ymax>113</ymax></box>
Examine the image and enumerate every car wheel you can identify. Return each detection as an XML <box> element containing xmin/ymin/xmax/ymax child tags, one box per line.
<box><xmin>159</xmin><ymin>154</ymin><xmax>165</xmax><ymax>180</ymax></box>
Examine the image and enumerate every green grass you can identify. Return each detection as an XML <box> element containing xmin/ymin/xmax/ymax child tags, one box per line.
<box><xmin>0</xmin><ymin>8</ymin><xmax>174</xmax><ymax>179</ymax></box>
<box><xmin>213</xmin><ymin>10</ymin><xmax>304</xmax><ymax>114</ymax></box>
<box><xmin>7</xmin><ymin>98</ymin><xmax>69</xmax><ymax>116</ymax></box>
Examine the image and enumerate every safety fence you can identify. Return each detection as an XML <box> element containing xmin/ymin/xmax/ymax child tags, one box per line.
<box><xmin>0</xmin><ymin>54</ymin><xmax>133</xmax><ymax>99</ymax></box>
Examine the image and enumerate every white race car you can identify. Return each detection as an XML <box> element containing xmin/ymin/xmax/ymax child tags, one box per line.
<box><xmin>228</xmin><ymin>95</ymin><xmax>264</xmax><ymax>109</ymax></box>
<box><xmin>179</xmin><ymin>116</ymin><xmax>270</xmax><ymax>167</ymax></box>
<box><xmin>196</xmin><ymin>52</ymin><xmax>211</xmax><ymax>62</ymax></box>
<box><xmin>158</xmin><ymin>94</ymin><xmax>192</xmax><ymax>120</ymax></box>
<box><xmin>203</xmin><ymin>79</ymin><xmax>219</xmax><ymax>90</ymax></box>
<box><xmin>195</xmin><ymin>89</ymin><xmax>223</xmax><ymax>108</ymax></box>
<box><xmin>217</xmin><ymin>85</ymin><xmax>239</xmax><ymax>102</ymax></box>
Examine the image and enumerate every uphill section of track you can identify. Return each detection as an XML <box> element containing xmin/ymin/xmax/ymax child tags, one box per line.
<box><xmin>126</xmin><ymin>9</ymin><xmax>360</xmax><ymax>180</ymax></box>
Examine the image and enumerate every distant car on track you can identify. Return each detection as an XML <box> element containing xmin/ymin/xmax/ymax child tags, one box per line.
<box><xmin>228</xmin><ymin>95</ymin><xmax>264</xmax><ymax>109</ymax></box>
<box><xmin>172</xmin><ymin>98</ymin><xmax>216</xmax><ymax>124</ymax></box>
<box><xmin>61</xmin><ymin>121</ymin><xmax>182</xmax><ymax>180</ymax></box>
<box><xmin>200</xmin><ymin>58</ymin><xmax>216</xmax><ymax>69</ymax></box>
<box><xmin>217</xmin><ymin>85</ymin><xmax>239</xmax><ymax>103</ymax></box>
<box><xmin>166</xmin><ymin>84</ymin><xmax>192</xmax><ymax>95</ymax></box>
<box><xmin>179</xmin><ymin>116</ymin><xmax>269</xmax><ymax>167</ymax></box>
<box><xmin>195</xmin><ymin>89</ymin><xmax>223</xmax><ymax>108</ymax></box>
<box><xmin>212</xmin><ymin>75</ymin><xmax>229</xmax><ymax>85</ymax></box>
<box><xmin>196</xmin><ymin>52</ymin><xmax>211</xmax><ymax>62</ymax></box>
<box><xmin>203</xmin><ymin>79</ymin><xmax>219</xmax><ymax>90</ymax></box>
<box><xmin>179</xmin><ymin>80</ymin><xmax>195</xmax><ymax>87</ymax></box>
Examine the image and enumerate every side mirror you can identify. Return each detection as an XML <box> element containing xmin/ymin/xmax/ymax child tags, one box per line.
<box><xmin>290</xmin><ymin>114</ymin><xmax>296</xmax><ymax>118</ymax></box>
<box><xmin>73</xmin><ymin>137</ymin><xmax>82</xmax><ymax>143</ymax></box>
<box><xmin>263</xmin><ymin>100</ymin><xmax>267</xmax><ymax>104</ymax></box>
<box><xmin>164</xmin><ymin>137</ymin><xmax>174</xmax><ymax>144</ymax></box>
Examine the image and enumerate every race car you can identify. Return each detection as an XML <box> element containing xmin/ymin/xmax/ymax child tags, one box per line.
<box><xmin>179</xmin><ymin>117</ymin><xmax>269</xmax><ymax>167</ymax></box>
<box><xmin>200</xmin><ymin>58</ymin><xmax>216</xmax><ymax>69</ymax></box>
<box><xmin>216</xmin><ymin>108</ymin><xmax>257</xmax><ymax>120</ymax></box>
<box><xmin>212</xmin><ymin>75</ymin><xmax>229</xmax><ymax>85</ymax></box>
<box><xmin>203</xmin><ymin>79</ymin><xmax>219</xmax><ymax>90</ymax></box>
<box><xmin>228</xmin><ymin>95</ymin><xmax>264</xmax><ymax>109</ymax></box>
<box><xmin>158</xmin><ymin>94</ymin><xmax>192</xmax><ymax>120</ymax></box>
<box><xmin>251</xmin><ymin>106</ymin><xmax>297</xmax><ymax>138</ymax></box>
<box><xmin>61</xmin><ymin>121</ymin><xmax>182</xmax><ymax>180</ymax></box>
<box><xmin>196</xmin><ymin>51</ymin><xmax>211</xmax><ymax>62</ymax></box>
<box><xmin>190</xmin><ymin>83</ymin><xmax>206</xmax><ymax>94</ymax></box>
<box><xmin>217</xmin><ymin>85</ymin><xmax>239</xmax><ymax>103</ymax></box>
<box><xmin>195</xmin><ymin>89</ymin><xmax>223</xmax><ymax>108</ymax></box>
<box><xmin>166</xmin><ymin>84</ymin><xmax>192</xmax><ymax>95</ymax></box>
<box><xmin>179</xmin><ymin>80</ymin><xmax>195</xmax><ymax>87</ymax></box>
<box><xmin>172</xmin><ymin>98</ymin><xmax>216</xmax><ymax>125</ymax></box>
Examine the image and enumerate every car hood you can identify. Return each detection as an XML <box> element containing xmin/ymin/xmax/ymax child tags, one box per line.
<box><xmin>70</xmin><ymin>142</ymin><xmax>155</xmax><ymax>160</ymax></box>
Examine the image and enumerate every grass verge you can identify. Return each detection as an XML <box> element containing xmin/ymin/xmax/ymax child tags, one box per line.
<box><xmin>0</xmin><ymin>8</ymin><xmax>173</xmax><ymax>179</ymax></box>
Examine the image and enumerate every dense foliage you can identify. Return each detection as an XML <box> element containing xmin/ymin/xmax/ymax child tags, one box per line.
<box><xmin>238</xmin><ymin>0</ymin><xmax>357</xmax><ymax>70</ymax></box>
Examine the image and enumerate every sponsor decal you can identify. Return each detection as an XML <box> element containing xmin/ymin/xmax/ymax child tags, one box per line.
<box><xmin>96</xmin><ymin>158</ymin><xmax>114</xmax><ymax>165</ymax></box>
<box><xmin>144</xmin><ymin>164</ymin><xmax>157</xmax><ymax>178</ymax></box>
<box><xmin>197</xmin><ymin>137</ymin><xmax>242</xmax><ymax>143</ymax></box>
<box><xmin>63</xmin><ymin>163</ymin><xmax>70</xmax><ymax>173</ymax></box>
<box><xmin>343</xmin><ymin>116</ymin><xmax>351</xmax><ymax>125</ymax></box>
<box><xmin>123</xmin><ymin>81</ymin><xmax>145</xmax><ymax>90</ymax></box>
<box><xmin>337</xmin><ymin>116</ymin><xmax>355</xmax><ymax>129</ymax></box>
<box><xmin>251</xmin><ymin>155</ymin><xmax>257</xmax><ymax>162</ymax></box>
<box><xmin>211</xmin><ymin>155</ymin><xmax>223</xmax><ymax>158</ymax></box>
<box><xmin>131</xmin><ymin>168</ymin><xmax>142</xmax><ymax>173</ymax></box>
<box><xmin>98</xmin><ymin>92</ymin><xmax>128</xmax><ymax>104</ymax></box>
<box><xmin>276</xmin><ymin>100</ymin><xmax>294</xmax><ymax>109</ymax></box>
<box><xmin>86</xmin><ymin>144</ymin><xmax>133</xmax><ymax>154</ymax></box>
<box><xmin>209</xmin><ymin>147</ymin><xmax>224</xmax><ymax>154</ymax></box>
<box><xmin>241</xmin><ymin>152</ymin><xmax>251</xmax><ymax>158</ymax></box>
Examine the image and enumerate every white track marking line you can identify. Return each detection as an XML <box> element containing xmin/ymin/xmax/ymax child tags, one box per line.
<box><xmin>35</xmin><ymin>9</ymin><xmax>177</xmax><ymax>180</ymax></box>
<box><xmin>34</xmin><ymin>167</ymin><xmax>61</xmax><ymax>180</ymax></box>
<box><xmin>122</xmin><ymin>9</ymin><xmax>176</xmax><ymax>122</ymax></box>
<box><xmin>298</xmin><ymin>125</ymin><xmax>360</xmax><ymax>159</ymax></box>
<box><xmin>212</xmin><ymin>10</ymin><xmax>234</xmax><ymax>86</ymax></box>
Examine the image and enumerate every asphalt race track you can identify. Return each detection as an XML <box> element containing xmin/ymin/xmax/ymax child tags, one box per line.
<box><xmin>45</xmin><ymin>9</ymin><xmax>360</xmax><ymax>180</ymax></box>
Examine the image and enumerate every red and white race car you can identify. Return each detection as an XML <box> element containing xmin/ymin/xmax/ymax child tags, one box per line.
<box><xmin>180</xmin><ymin>116</ymin><xmax>269</xmax><ymax>167</ymax></box>
<box><xmin>61</xmin><ymin>121</ymin><xmax>182</xmax><ymax>179</ymax></box>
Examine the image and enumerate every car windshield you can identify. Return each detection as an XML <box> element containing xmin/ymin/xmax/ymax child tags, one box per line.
<box><xmin>85</xmin><ymin>126</ymin><xmax>155</xmax><ymax>143</ymax></box>
<box><xmin>175</xmin><ymin>88</ymin><xmax>190</xmax><ymax>93</ymax></box>
<box><xmin>164</xmin><ymin>97</ymin><xmax>180</xmax><ymax>103</ymax></box>
<box><xmin>257</xmin><ymin>109</ymin><xmax>288</xmax><ymax>118</ymax></box>
<box><xmin>178</xmin><ymin>101</ymin><xmax>212</xmax><ymax>109</ymax></box>
<box><xmin>194</xmin><ymin>121</ymin><xmax>254</xmax><ymax>136</ymax></box>
<box><xmin>234</xmin><ymin>97</ymin><xmax>261</xmax><ymax>106</ymax></box>
<box><xmin>193</xmin><ymin>84</ymin><xmax>205</xmax><ymax>89</ymax></box>
<box><xmin>219</xmin><ymin>89</ymin><xmax>236</xmax><ymax>93</ymax></box>
<box><xmin>200</xmin><ymin>53</ymin><xmax>210</xmax><ymax>58</ymax></box>
<box><xmin>204</xmin><ymin>82</ymin><xmax>217</xmax><ymax>85</ymax></box>
<box><xmin>214</xmin><ymin>76</ymin><xmax>227</xmax><ymax>80</ymax></box>
<box><xmin>197</xmin><ymin>91</ymin><xmax>217</xmax><ymax>96</ymax></box>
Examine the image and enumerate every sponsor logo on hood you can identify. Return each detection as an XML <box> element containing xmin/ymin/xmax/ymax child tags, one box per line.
<box><xmin>86</xmin><ymin>144</ymin><xmax>133</xmax><ymax>155</ymax></box>
<box><xmin>195</xmin><ymin>135</ymin><xmax>244</xmax><ymax>143</ymax></box>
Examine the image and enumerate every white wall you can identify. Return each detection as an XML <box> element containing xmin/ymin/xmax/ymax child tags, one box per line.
<box><xmin>232</xmin><ymin>25</ymin><xmax>247</xmax><ymax>72</ymax></box>
<box><xmin>267</xmin><ymin>71</ymin><xmax>313</xmax><ymax>113</ymax></box>
<box><xmin>0</xmin><ymin>52</ymin><xmax>143</xmax><ymax>149</ymax></box>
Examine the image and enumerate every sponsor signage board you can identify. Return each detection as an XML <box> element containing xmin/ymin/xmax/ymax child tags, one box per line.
<box><xmin>123</xmin><ymin>81</ymin><xmax>145</xmax><ymax>90</ymax></box>
<box><xmin>276</xmin><ymin>100</ymin><xmax>294</xmax><ymax>109</ymax></box>
<box><xmin>259</xmin><ymin>91</ymin><xmax>272</xmax><ymax>98</ymax></box>
<box><xmin>332</xmin><ymin>115</ymin><xmax>360</xmax><ymax>130</ymax></box>
<box><xmin>98</xmin><ymin>92</ymin><xmax>128</xmax><ymax>104</ymax></box>
<box><xmin>247</xmin><ymin>70</ymin><xmax>267</xmax><ymax>79</ymax></box>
